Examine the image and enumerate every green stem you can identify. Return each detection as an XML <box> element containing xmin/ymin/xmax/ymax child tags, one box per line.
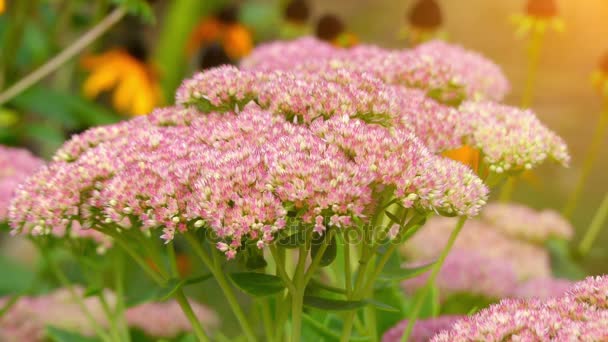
<box><xmin>174</xmin><ymin>289</ymin><xmax>211</xmax><ymax>342</ymax></box>
<box><xmin>0</xmin><ymin>7</ymin><xmax>127</xmax><ymax>105</ymax></box>
<box><xmin>260</xmin><ymin>299</ymin><xmax>274</xmax><ymax>342</ymax></box>
<box><xmin>290</xmin><ymin>290</ymin><xmax>304</xmax><ymax>342</ymax></box>
<box><xmin>499</xmin><ymin>177</ymin><xmax>516</xmax><ymax>202</ymax></box>
<box><xmin>400</xmin><ymin>217</ymin><xmax>467</xmax><ymax>342</ymax></box>
<box><xmin>114</xmin><ymin>250</ymin><xmax>131</xmax><ymax>342</ymax></box>
<box><xmin>578</xmin><ymin>192</ymin><xmax>608</xmax><ymax>256</ymax></box>
<box><xmin>521</xmin><ymin>28</ymin><xmax>545</xmax><ymax>108</ymax></box>
<box><xmin>0</xmin><ymin>0</ymin><xmax>34</xmax><ymax>89</ymax></box>
<box><xmin>39</xmin><ymin>246</ymin><xmax>113</xmax><ymax>342</ymax></box>
<box><xmin>343</xmin><ymin>237</ymin><xmax>353</xmax><ymax>297</ymax></box>
<box><xmin>185</xmin><ymin>232</ymin><xmax>258</xmax><ymax>342</ymax></box>
<box><xmin>99</xmin><ymin>293</ymin><xmax>123</xmax><ymax>342</ymax></box>
<box><xmin>563</xmin><ymin>109</ymin><xmax>608</xmax><ymax>218</ymax></box>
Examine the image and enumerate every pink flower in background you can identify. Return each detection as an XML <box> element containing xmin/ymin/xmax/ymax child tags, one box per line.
<box><xmin>0</xmin><ymin>146</ymin><xmax>43</xmax><ymax>221</ymax></box>
<box><xmin>402</xmin><ymin>215</ymin><xmax>554</xmax><ymax>280</ymax></box>
<box><xmin>0</xmin><ymin>287</ymin><xmax>218</xmax><ymax>341</ymax></box>
<box><xmin>481</xmin><ymin>202</ymin><xmax>574</xmax><ymax>243</ymax></box>
<box><xmin>513</xmin><ymin>277</ymin><xmax>574</xmax><ymax>299</ymax></box>
<box><xmin>431</xmin><ymin>276</ymin><xmax>608</xmax><ymax>341</ymax></box>
<box><xmin>402</xmin><ymin>250</ymin><xmax>518</xmax><ymax>300</ymax></box>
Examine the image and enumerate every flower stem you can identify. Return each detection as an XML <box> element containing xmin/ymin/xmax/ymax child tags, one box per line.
<box><xmin>499</xmin><ymin>177</ymin><xmax>516</xmax><ymax>202</ymax></box>
<box><xmin>563</xmin><ymin>108</ymin><xmax>608</xmax><ymax>219</ymax></box>
<box><xmin>184</xmin><ymin>232</ymin><xmax>257</xmax><ymax>342</ymax></box>
<box><xmin>290</xmin><ymin>290</ymin><xmax>304</xmax><ymax>342</ymax></box>
<box><xmin>38</xmin><ymin>244</ymin><xmax>113</xmax><ymax>342</ymax></box>
<box><xmin>174</xmin><ymin>289</ymin><xmax>211</xmax><ymax>342</ymax></box>
<box><xmin>260</xmin><ymin>298</ymin><xmax>274</xmax><ymax>342</ymax></box>
<box><xmin>113</xmin><ymin>249</ymin><xmax>131</xmax><ymax>342</ymax></box>
<box><xmin>578</xmin><ymin>192</ymin><xmax>608</xmax><ymax>256</ymax></box>
<box><xmin>400</xmin><ymin>216</ymin><xmax>467</xmax><ymax>342</ymax></box>
<box><xmin>0</xmin><ymin>7</ymin><xmax>126</xmax><ymax>105</ymax></box>
<box><xmin>521</xmin><ymin>28</ymin><xmax>545</xmax><ymax>108</ymax></box>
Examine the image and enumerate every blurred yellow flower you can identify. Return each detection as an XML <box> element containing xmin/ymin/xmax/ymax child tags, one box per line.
<box><xmin>511</xmin><ymin>0</ymin><xmax>564</xmax><ymax>37</ymax></box>
<box><xmin>0</xmin><ymin>0</ymin><xmax>5</xmax><ymax>14</ymax></box>
<box><xmin>81</xmin><ymin>50</ymin><xmax>161</xmax><ymax>116</ymax></box>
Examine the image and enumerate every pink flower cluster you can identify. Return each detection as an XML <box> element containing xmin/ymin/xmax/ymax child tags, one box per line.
<box><xmin>10</xmin><ymin>101</ymin><xmax>487</xmax><ymax>257</ymax></box>
<box><xmin>0</xmin><ymin>146</ymin><xmax>43</xmax><ymax>220</ymax></box>
<box><xmin>0</xmin><ymin>288</ymin><xmax>218</xmax><ymax>341</ymax></box>
<box><xmin>240</xmin><ymin>37</ymin><xmax>510</xmax><ymax>101</ymax></box>
<box><xmin>178</xmin><ymin>64</ymin><xmax>568</xmax><ymax>173</ymax></box>
<box><xmin>401</xmin><ymin>204</ymin><xmax>574</xmax><ymax>299</ymax></box>
<box><xmin>431</xmin><ymin>275</ymin><xmax>608</xmax><ymax>341</ymax></box>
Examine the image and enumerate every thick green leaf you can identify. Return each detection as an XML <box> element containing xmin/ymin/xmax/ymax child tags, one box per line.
<box><xmin>379</xmin><ymin>261</ymin><xmax>435</xmax><ymax>281</ymax></box>
<box><xmin>307</xmin><ymin>279</ymin><xmax>347</xmax><ymax>295</ymax></box>
<box><xmin>230</xmin><ymin>272</ymin><xmax>285</xmax><ymax>297</ymax></box>
<box><xmin>367</xmin><ymin>299</ymin><xmax>400</xmax><ymax>312</ymax></box>
<box><xmin>384</xmin><ymin>210</ymin><xmax>403</xmax><ymax>225</ymax></box>
<box><xmin>45</xmin><ymin>326</ymin><xmax>99</xmax><ymax>342</ymax></box>
<box><xmin>310</xmin><ymin>233</ymin><xmax>337</xmax><ymax>267</ymax></box>
<box><xmin>303</xmin><ymin>296</ymin><xmax>366</xmax><ymax>311</ymax></box>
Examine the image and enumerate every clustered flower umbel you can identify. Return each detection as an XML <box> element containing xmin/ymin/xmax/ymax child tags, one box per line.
<box><xmin>179</xmin><ymin>64</ymin><xmax>568</xmax><ymax>174</ymax></box>
<box><xmin>401</xmin><ymin>203</ymin><xmax>574</xmax><ymax>299</ymax></box>
<box><xmin>9</xmin><ymin>100</ymin><xmax>487</xmax><ymax>258</ymax></box>
<box><xmin>0</xmin><ymin>146</ymin><xmax>43</xmax><ymax>221</ymax></box>
<box><xmin>9</xmin><ymin>37</ymin><xmax>570</xmax><ymax>258</ymax></box>
<box><xmin>0</xmin><ymin>287</ymin><xmax>218</xmax><ymax>341</ymax></box>
<box><xmin>431</xmin><ymin>275</ymin><xmax>608</xmax><ymax>341</ymax></box>
<box><xmin>241</xmin><ymin>37</ymin><xmax>510</xmax><ymax>101</ymax></box>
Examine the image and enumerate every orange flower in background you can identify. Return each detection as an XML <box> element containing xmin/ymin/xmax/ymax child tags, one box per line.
<box><xmin>81</xmin><ymin>49</ymin><xmax>161</xmax><ymax>116</ymax></box>
<box><xmin>0</xmin><ymin>0</ymin><xmax>5</xmax><ymax>14</ymax></box>
<box><xmin>315</xmin><ymin>14</ymin><xmax>358</xmax><ymax>48</ymax></box>
<box><xmin>187</xmin><ymin>6</ymin><xmax>253</xmax><ymax>65</ymax></box>
<box><xmin>443</xmin><ymin>145</ymin><xmax>480</xmax><ymax>173</ymax></box>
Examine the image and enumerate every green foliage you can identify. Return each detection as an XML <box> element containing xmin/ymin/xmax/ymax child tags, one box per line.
<box><xmin>310</xmin><ymin>232</ymin><xmax>337</xmax><ymax>267</ymax></box>
<box><xmin>229</xmin><ymin>272</ymin><xmax>286</xmax><ymax>297</ymax></box>
<box><xmin>0</xmin><ymin>254</ymin><xmax>35</xmax><ymax>296</ymax></box>
<box><xmin>111</xmin><ymin>0</ymin><xmax>155</xmax><ymax>23</ymax></box>
<box><xmin>440</xmin><ymin>293</ymin><xmax>496</xmax><ymax>315</ymax></box>
<box><xmin>379</xmin><ymin>261</ymin><xmax>435</xmax><ymax>282</ymax></box>
<box><xmin>45</xmin><ymin>326</ymin><xmax>99</xmax><ymax>342</ymax></box>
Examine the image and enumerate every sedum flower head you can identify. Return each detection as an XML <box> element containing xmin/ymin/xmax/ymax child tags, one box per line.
<box><xmin>431</xmin><ymin>276</ymin><xmax>608</xmax><ymax>341</ymax></box>
<box><xmin>459</xmin><ymin>101</ymin><xmax>570</xmax><ymax>172</ymax></box>
<box><xmin>240</xmin><ymin>37</ymin><xmax>510</xmax><ymax>101</ymax></box>
<box><xmin>178</xmin><ymin>65</ymin><xmax>568</xmax><ymax>174</ymax></box>
<box><xmin>10</xmin><ymin>98</ymin><xmax>487</xmax><ymax>257</ymax></box>
<box><xmin>0</xmin><ymin>146</ymin><xmax>43</xmax><ymax>221</ymax></box>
